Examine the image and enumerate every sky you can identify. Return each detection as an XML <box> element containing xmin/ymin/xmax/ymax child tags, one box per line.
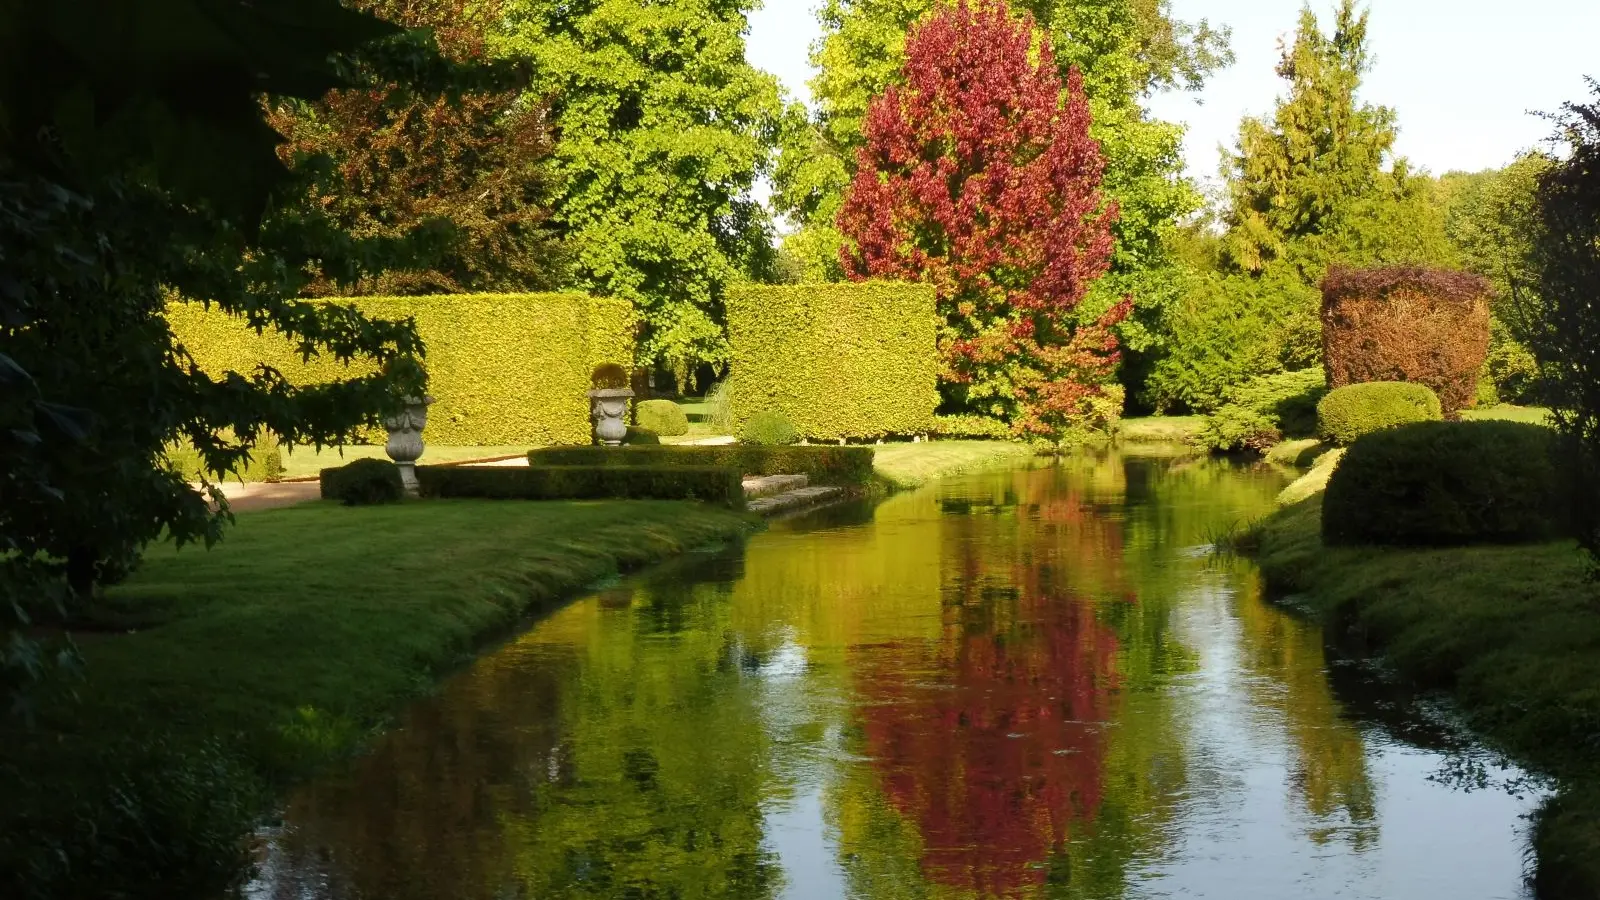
<box><xmin>746</xmin><ymin>0</ymin><xmax>1600</xmax><ymax>182</ymax></box>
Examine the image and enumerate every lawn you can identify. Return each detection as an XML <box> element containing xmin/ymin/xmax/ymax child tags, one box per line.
<box><xmin>1</xmin><ymin>499</ymin><xmax>756</xmax><ymax>898</ymax></box>
<box><xmin>280</xmin><ymin>443</ymin><xmax>531</xmax><ymax>479</ymax></box>
<box><xmin>1244</xmin><ymin>497</ymin><xmax>1600</xmax><ymax>897</ymax></box>
<box><xmin>1461</xmin><ymin>404</ymin><xmax>1552</xmax><ymax>424</ymax></box>
<box><xmin>1117</xmin><ymin>415</ymin><xmax>1204</xmax><ymax>443</ymax></box>
<box><xmin>871</xmin><ymin>439</ymin><xmax>1034</xmax><ymax>489</ymax></box>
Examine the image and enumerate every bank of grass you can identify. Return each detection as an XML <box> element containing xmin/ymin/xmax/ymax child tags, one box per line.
<box><xmin>1244</xmin><ymin>496</ymin><xmax>1600</xmax><ymax>898</ymax></box>
<box><xmin>1117</xmin><ymin>415</ymin><xmax>1205</xmax><ymax>444</ymax></box>
<box><xmin>279</xmin><ymin>443</ymin><xmax>531</xmax><ymax>479</ymax></box>
<box><xmin>1</xmin><ymin>498</ymin><xmax>756</xmax><ymax>899</ymax></box>
<box><xmin>870</xmin><ymin>439</ymin><xmax>1035</xmax><ymax>489</ymax></box>
<box><xmin>1462</xmin><ymin>404</ymin><xmax>1552</xmax><ymax>424</ymax></box>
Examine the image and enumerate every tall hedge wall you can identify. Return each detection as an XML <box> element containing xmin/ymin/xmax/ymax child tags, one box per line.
<box><xmin>166</xmin><ymin>293</ymin><xmax>634</xmax><ymax>445</ymax></box>
<box><xmin>725</xmin><ymin>282</ymin><xmax>939</xmax><ymax>440</ymax></box>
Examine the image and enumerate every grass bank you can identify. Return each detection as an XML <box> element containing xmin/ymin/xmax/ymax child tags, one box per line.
<box><xmin>1</xmin><ymin>499</ymin><xmax>756</xmax><ymax>899</ymax></box>
<box><xmin>1117</xmin><ymin>415</ymin><xmax>1204</xmax><ymax>444</ymax></box>
<box><xmin>1244</xmin><ymin>496</ymin><xmax>1600</xmax><ymax>898</ymax></box>
<box><xmin>279</xmin><ymin>443</ymin><xmax>530</xmax><ymax>478</ymax></box>
<box><xmin>871</xmin><ymin>439</ymin><xmax>1035</xmax><ymax>489</ymax></box>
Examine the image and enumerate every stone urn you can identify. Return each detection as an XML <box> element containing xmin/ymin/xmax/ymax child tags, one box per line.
<box><xmin>383</xmin><ymin>394</ymin><xmax>435</xmax><ymax>495</ymax></box>
<box><xmin>587</xmin><ymin>387</ymin><xmax>634</xmax><ymax>446</ymax></box>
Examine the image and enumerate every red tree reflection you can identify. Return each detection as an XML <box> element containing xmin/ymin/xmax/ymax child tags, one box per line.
<box><xmin>852</xmin><ymin>470</ymin><xmax>1127</xmax><ymax>897</ymax></box>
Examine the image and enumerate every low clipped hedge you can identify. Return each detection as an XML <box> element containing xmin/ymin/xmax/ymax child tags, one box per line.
<box><xmin>320</xmin><ymin>458</ymin><xmax>405</xmax><ymax>506</ymax></box>
<box><xmin>635</xmin><ymin>400</ymin><xmax>689</xmax><ymax>436</ymax></box>
<box><xmin>167</xmin><ymin>293</ymin><xmax>634</xmax><ymax>446</ymax></box>
<box><xmin>726</xmin><ymin>282</ymin><xmax>939</xmax><ymax>440</ymax></box>
<box><xmin>1322</xmin><ymin>420</ymin><xmax>1564</xmax><ymax>546</ymax></box>
<box><xmin>528</xmin><ymin>445</ymin><xmax>875</xmax><ymax>486</ymax></box>
<box><xmin>1317</xmin><ymin>381</ymin><xmax>1442</xmax><ymax>445</ymax></box>
<box><xmin>415</xmin><ymin>465</ymin><xmax>744</xmax><ymax>508</ymax></box>
<box><xmin>741</xmin><ymin>410</ymin><xmax>798</xmax><ymax>446</ymax></box>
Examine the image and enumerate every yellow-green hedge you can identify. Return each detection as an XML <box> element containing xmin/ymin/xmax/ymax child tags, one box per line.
<box><xmin>166</xmin><ymin>293</ymin><xmax>634</xmax><ymax>446</ymax></box>
<box><xmin>725</xmin><ymin>282</ymin><xmax>939</xmax><ymax>440</ymax></box>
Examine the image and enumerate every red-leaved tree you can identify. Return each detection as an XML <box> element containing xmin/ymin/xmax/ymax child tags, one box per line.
<box><xmin>837</xmin><ymin>0</ymin><xmax>1129</xmax><ymax>438</ymax></box>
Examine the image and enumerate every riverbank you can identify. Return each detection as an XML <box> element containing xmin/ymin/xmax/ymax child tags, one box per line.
<box><xmin>871</xmin><ymin>439</ymin><xmax>1036</xmax><ymax>489</ymax></box>
<box><xmin>0</xmin><ymin>499</ymin><xmax>757</xmax><ymax>899</ymax></box>
<box><xmin>1243</xmin><ymin>496</ymin><xmax>1600</xmax><ymax>898</ymax></box>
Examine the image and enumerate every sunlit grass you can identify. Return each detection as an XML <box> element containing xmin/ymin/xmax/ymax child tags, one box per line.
<box><xmin>870</xmin><ymin>439</ymin><xmax>1034</xmax><ymax>489</ymax></box>
<box><xmin>1118</xmin><ymin>415</ymin><xmax>1204</xmax><ymax>443</ymax></box>
<box><xmin>280</xmin><ymin>444</ymin><xmax>531</xmax><ymax>479</ymax></box>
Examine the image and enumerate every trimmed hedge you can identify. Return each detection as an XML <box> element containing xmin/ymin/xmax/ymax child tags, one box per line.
<box><xmin>415</xmin><ymin>465</ymin><xmax>744</xmax><ymax>508</ymax></box>
<box><xmin>528</xmin><ymin>444</ymin><xmax>875</xmax><ymax>486</ymax></box>
<box><xmin>164</xmin><ymin>432</ymin><xmax>284</xmax><ymax>483</ymax></box>
<box><xmin>1322</xmin><ymin>421</ymin><xmax>1563</xmax><ymax>546</ymax></box>
<box><xmin>1321</xmin><ymin>266</ymin><xmax>1491</xmax><ymax>417</ymax></box>
<box><xmin>635</xmin><ymin>399</ymin><xmax>689</xmax><ymax>436</ymax></box>
<box><xmin>1317</xmin><ymin>381</ymin><xmax>1442</xmax><ymax>445</ymax></box>
<box><xmin>725</xmin><ymin>282</ymin><xmax>939</xmax><ymax>440</ymax></box>
<box><xmin>320</xmin><ymin>458</ymin><xmax>405</xmax><ymax>506</ymax></box>
<box><xmin>166</xmin><ymin>293</ymin><xmax>633</xmax><ymax>446</ymax></box>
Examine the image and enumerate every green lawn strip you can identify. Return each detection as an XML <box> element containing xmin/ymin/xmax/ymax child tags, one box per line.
<box><xmin>1246</xmin><ymin>496</ymin><xmax>1600</xmax><ymax>897</ymax></box>
<box><xmin>1117</xmin><ymin>415</ymin><xmax>1205</xmax><ymax>444</ymax></box>
<box><xmin>279</xmin><ymin>444</ymin><xmax>532</xmax><ymax>479</ymax></box>
<box><xmin>1</xmin><ymin>499</ymin><xmax>756</xmax><ymax>894</ymax></box>
<box><xmin>870</xmin><ymin>440</ymin><xmax>1034</xmax><ymax>489</ymax></box>
<box><xmin>1461</xmin><ymin>404</ymin><xmax>1552</xmax><ymax>425</ymax></box>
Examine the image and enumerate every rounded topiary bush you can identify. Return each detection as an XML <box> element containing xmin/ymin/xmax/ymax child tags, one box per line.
<box><xmin>1321</xmin><ymin>420</ymin><xmax>1564</xmax><ymax>546</ymax></box>
<box><xmin>741</xmin><ymin>410</ymin><xmax>799</xmax><ymax>446</ymax></box>
<box><xmin>320</xmin><ymin>458</ymin><xmax>405</xmax><ymax>506</ymax></box>
<box><xmin>635</xmin><ymin>399</ymin><xmax>689</xmax><ymax>436</ymax></box>
<box><xmin>623</xmin><ymin>426</ymin><xmax>660</xmax><ymax>445</ymax></box>
<box><xmin>1317</xmin><ymin>381</ymin><xmax>1442</xmax><ymax>445</ymax></box>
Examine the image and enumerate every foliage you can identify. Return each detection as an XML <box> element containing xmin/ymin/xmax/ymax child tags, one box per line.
<box><xmin>931</xmin><ymin>414</ymin><xmax>1015</xmax><ymax>440</ymax></box>
<box><xmin>635</xmin><ymin>400</ymin><xmax>689</xmax><ymax>437</ymax></box>
<box><xmin>527</xmin><ymin>444</ymin><xmax>877</xmax><ymax>485</ymax></box>
<box><xmin>739</xmin><ymin>411</ymin><xmax>800</xmax><ymax>447</ymax></box>
<box><xmin>494</xmin><ymin>0</ymin><xmax>787</xmax><ymax>382</ymax></box>
<box><xmin>1322</xmin><ymin>420</ymin><xmax>1562</xmax><ymax>546</ymax></box>
<box><xmin>0</xmin><ymin>498</ymin><xmax>751</xmax><ymax>898</ymax></box>
<box><xmin>1321</xmin><ymin>265</ymin><xmax>1492</xmax><ymax>416</ymax></box>
<box><xmin>164</xmin><ymin>432</ymin><xmax>284</xmax><ymax>484</ymax></box>
<box><xmin>1317</xmin><ymin>381</ymin><xmax>1442</xmax><ymax>445</ymax></box>
<box><xmin>724</xmin><ymin>283</ymin><xmax>938</xmax><ymax>440</ymax></box>
<box><xmin>1196</xmin><ymin>368</ymin><xmax>1327</xmax><ymax>454</ymax></box>
<box><xmin>838</xmin><ymin>0</ymin><xmax>1127</xmax><ymax>438</ymax></box>
<box><xmin>1521</xmin><ymin>80</ymin><xmax>1600</xmax><ymax>564</ymax></box>
<box><xmin>169</xmin><ymin>293</ymin><xmax>633</xmax><ymax>446</ymax></box>
<box><xmin>705</xmin><ymin>380</ymin><xmax>736</xmax><ymax>432</ymax></box>
<box><xmin>1481</xmin><ymin>319</ymin><xmax>1541</xmax><ymax>405</ymax></box>
<box><xmin>0</xmin><ymin>0</ymin><xmax>432</xmax><ymax>711</ymax></box>
<box><xmin>589</xmin><ymin>362</ymin><xmax>631</xmax><ymax>390</ymax></box>
<box><xmin>1444</xmin><ymin>154</ymin><xmax>1552</xmax><ymax>308</ymax></box>
<box><xmin>416</xmin><ymin>464</ymin><xmax>745</xmax><ymax>506</ymax></box>
<box><xmin>623</xmin><ymin>426</ymin><xmax>660</xmax><ymax>445</ymax></box>
<box><xmin>319</xmin><ymin>458</ymin><xmax>406</xmax><ymax>506</ymax></box>
<box><xmin>266</xmin><ymin>0</ymin><xmax>566</xmax><ymax>296</ymax></box>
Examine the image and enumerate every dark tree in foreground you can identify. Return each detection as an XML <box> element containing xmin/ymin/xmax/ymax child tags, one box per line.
<box><xmin>0</xmin><ymin>0</ymin><xmax>435</xmax><ymax>711</ymax></box>
<box><xmin>1525</xmin><ymin>80</ymin><xmax>1600</xmax><ymax>563</ymax></box>
<box><xmin>837</xmin><ymin>0</ymin><xmax>1126</xmax><ymax>440</ymax></box>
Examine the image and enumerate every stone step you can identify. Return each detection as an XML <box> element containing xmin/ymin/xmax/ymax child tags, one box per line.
<box><xmin>742</xmin><ymin>473</ymin><xmax>809</xmax><ymax>499</ymax></box>
<box><xmin>746</xmin><ymin>485</ymin><xmax>843</xmax><ymax>517</ymax></box>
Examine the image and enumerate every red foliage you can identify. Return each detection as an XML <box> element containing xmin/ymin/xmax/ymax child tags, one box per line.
<box><xmin>1320</xmin><ymin>265</ymin><xmax>1492</xmax><ymax>417</ymax></box>
<box><xmin>837</xmin><ymin>0</ymin><xmax>1125</xmax><ymax>437</ymax></box>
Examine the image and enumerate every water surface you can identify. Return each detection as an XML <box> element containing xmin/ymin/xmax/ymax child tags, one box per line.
<box><xmin>248</xmin><ymin>451</ymin><xmax>1534</xmax><ymax>900</ymax></box>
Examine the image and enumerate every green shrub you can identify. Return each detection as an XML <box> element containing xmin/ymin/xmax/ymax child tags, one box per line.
<box><xmin>1195</xmin><ymin>405</ymin><xmax>1280</xmax><ymax>454</ymax></box>
<box><xmin>741</xmin><ymin>410</ymin><xmax>799</xmax><ymax>446</ymax></box>
<box><xmin>1317</xmin><ymin>381</ymin><xmax>1442</xmax><ymax>445</ymax></box>
<box><xmin>636</xmin><ymin>399</ymin><xmax>689</xmax><ymax>436</ymax></box>
<box><xmin>725</xmin><ymin>282</ymin><xmax>939</xmax><ymax>440</ymax></box>
<box><xmin>623</xmin><ymin>426</ymin><xmax>660</xmax><ymax>445</ymax></box>
<box><xmin>1322</xmin><ymin>421</ymin><xmax>1563</xmax><ymax>545</ymax></box>
<box><xmin>528</xmin><ymin>445</ymin><xmax>875</xmax><ymax>486</ymax></box>
<box><xmin>416</xmin><ymin>465</ymin><xmax>744</xmax><ymax>508</ymax></box>
<box><xmin>167</xmin><ymin>293</ymin><xmax>634</xmax><ymax>446</ymax></box>
<box><xmin>319</xmin><ymin>458</ymin><xmax>405</xmax><ymax>506</ymax></box>
<box><xmin>1195</xmin><ymin>369</ymin><xmax>1326</xmax><ymax>454</ymax></box>
<box><xmin>705</xmin><ymin>380</ymin><xmax>735</xmax><ymax>432</ymax></box>
<box><xmin>931</xmin><ymin>414</ymin><xmax>1012</xmax><ymax>439</ymax></box>
<box><xmin>163</xmin><ymin>431</ymin><xmax>284</xmax><ymax>483</ymax></box>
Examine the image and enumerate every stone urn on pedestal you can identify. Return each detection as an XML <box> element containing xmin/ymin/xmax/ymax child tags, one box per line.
<box><xmin>588</xmin><ymin>363</ymin><xmax>634</xmax><ymax>447</ymax></box>
<box><xmin>383</xmin><ymin>395</ymin><xmax>434</xmax><ymax>495</ymax></box>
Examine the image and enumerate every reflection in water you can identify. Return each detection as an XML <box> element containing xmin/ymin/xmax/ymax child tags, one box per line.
<box><xmin>247</xmin><ymin>452</ymin><xmax>1534</xmax><ymax>900</ymax></box>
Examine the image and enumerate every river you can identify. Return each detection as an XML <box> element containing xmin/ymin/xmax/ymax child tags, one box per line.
<box><xmin>245</xmin><ymin>450</ymin><xmax>1536</xmax><ymax>900</ymax></box>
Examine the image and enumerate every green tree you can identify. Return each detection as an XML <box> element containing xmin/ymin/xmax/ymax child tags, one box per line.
<box><xmin>495</xmin><ymin>0</ymin><xmax>787</xmax><ymax>386</ymax></box>
<box><xmin>267</xmin><ymin>0</ymin><xmax>568</xmax><ymax>296</ymax></box>
<box><xmin>0</xmin><ymin>0</ymin><xmax>432</xmax><ymax>711</ymax></box>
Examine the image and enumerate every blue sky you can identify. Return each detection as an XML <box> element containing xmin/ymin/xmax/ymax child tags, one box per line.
<box><xmin>746</xmin><ymin>0</ymin><xmax>1600</xmax><ymax>180</ymax></box>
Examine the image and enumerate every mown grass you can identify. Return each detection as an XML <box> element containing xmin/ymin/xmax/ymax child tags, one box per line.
<box><xmin>1</xmin><ymin>498</ymin><xmax>756</xmax><ymax>899</ymax></box>
<box><xmin>1116</xmin><ymin>415</ymin><xmax>1205</xmax><ymax>443</ymax></box>
<box><xmin>870</xmin><ymin>439</ymin><xmax>1034</xmax><ymax>489</ymax></box>
<box><xmin>1462</xmin><ymin>404</ymin><xmax>1553</xmax><ymax>424</ymax></box>
<box><xmin>1245</xmin><ymin>496</ymin><xmax>1600</xmax><ymax>898</ymax></box>
<box><xmin>279</xmin><ymin>443</ymin><xmax>531</xmax><ymax>478</ymax></box>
